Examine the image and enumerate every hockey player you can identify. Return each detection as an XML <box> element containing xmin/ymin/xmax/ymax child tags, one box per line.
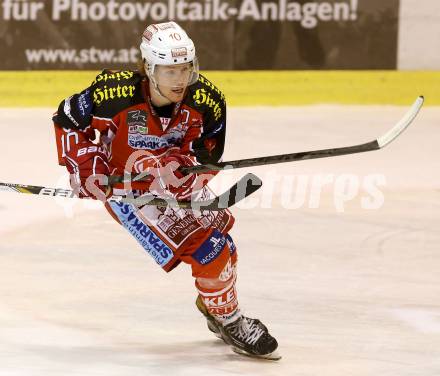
<box><xmin>52</xmin><ymin>21</ymin><xmax>279</xmax><ymax>360</ymax></box>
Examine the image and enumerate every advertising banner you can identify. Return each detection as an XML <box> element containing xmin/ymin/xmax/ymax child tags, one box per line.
<box><xmin>0</xmin><ymin>0</ymin><xmax>399</xmax><ymax>70</ymax></box>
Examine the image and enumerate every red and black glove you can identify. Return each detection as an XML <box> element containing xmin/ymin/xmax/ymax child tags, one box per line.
<box><xmin>65</xmin><ymin>142</ymin><xmax>112</xmax><ymax>201</ymax></box>
<box><xmin>148</xmin><ymin>151</ymin><xmax>203</xmax><ymax>201</ymax></box>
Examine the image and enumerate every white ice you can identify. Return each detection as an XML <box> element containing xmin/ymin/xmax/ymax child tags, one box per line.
<box><xmin>0</xmin><ymin>105</ymin><xmax>439</xmax><ymax>376</ymax></box>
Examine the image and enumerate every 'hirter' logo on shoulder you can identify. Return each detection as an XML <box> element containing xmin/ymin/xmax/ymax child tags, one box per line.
<box><xmin>193</xmin><ymin>88</ymin><xmax>223</xmax><ymax>121</ymax></box>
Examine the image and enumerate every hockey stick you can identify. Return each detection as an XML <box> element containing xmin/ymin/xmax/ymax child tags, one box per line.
<box><xmin>122</xmin><ymin>173</ymin><xmax>262</xmax><ymax>210</ymax></box>
<box><xmin>180</xmin><ymin>96</ymin><xmax>424</xmax><ymax>174</ymax></box>
<box><xmin>111</xmin><ymin>96</ymin><xmax>424</xmax><ymax>183</ymax></box>
<box><xmin>0</xmin><ymin>173</ymin><xmax>262</xmax><ymax>211</ymax></box>
<box><xmin>122</xmin><ymin>96</ymin><xmax>423</xmax><ymax>181</ymax></box>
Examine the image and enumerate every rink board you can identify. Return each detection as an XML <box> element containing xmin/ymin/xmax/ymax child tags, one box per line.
<box><xmin>0</xmin><ymin>71</ymin><xmax>439</xmax><ymax>107</ymax></box>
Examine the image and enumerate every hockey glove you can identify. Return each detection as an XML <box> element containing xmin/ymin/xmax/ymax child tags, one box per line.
<box><xmin>150</xmin><ymin>151</ymin><xmax>202</xmax><ymax>201</ymax></box>
<box><xmin>65</xmin><ymin>142</ymin><xmax>112</xmax><ymax>201</ymax></box>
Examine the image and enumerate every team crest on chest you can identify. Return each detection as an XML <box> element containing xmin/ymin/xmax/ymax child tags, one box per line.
<box><xmin>127</xmin><ymin>110</ymin><xmax>148</xmax><ymax>134</ymax></box>
<box><xmin>126</xmin><ymin>109</ymin><xmax>170</xmax><ymax>150</ymax></box>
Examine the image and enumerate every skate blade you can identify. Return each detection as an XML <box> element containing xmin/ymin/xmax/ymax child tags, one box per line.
<box><xmin>232</xmin><ymin>347</ymin><xmax>282</xmax><ymax>361</ymax></box>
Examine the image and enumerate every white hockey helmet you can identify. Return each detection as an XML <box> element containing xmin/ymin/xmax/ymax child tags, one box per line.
<box><xmin>140</xmin><ymin>21</ymin><xmax>199</xmax><ymax>87</ymax></box>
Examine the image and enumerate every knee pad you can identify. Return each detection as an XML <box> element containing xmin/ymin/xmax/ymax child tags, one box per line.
<box><xmin>190</xmin><ymin>230</ymin><xmax>237</xmax><ymax>282</ymax></box>
<box><xmin>192</xmin><ymin>232</ymin><xmax>240</xmax><ymax>321</ymax></box>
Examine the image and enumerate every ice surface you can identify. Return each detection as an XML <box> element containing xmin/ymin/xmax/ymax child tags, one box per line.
<box><xmin>0</xmin><ymin>106</ymin><xmax>439</xmax><ymax>376</ymax></box>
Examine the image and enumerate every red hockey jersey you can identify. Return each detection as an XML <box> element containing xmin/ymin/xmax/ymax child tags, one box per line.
<box><xmin>53</xmin><ymin>70</ymin><xmax>227</xmax><ymax>182</ymax></box>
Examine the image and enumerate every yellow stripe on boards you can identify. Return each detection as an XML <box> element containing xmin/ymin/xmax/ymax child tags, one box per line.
<box><xmin>0</xmin><ymin>71</ymin><xmax>438</xmax><ymax>107</ymax></box>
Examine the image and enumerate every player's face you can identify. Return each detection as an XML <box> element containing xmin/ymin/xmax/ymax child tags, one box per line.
<box><xmin>154</xmin><ymin>63</ymin><xmax>193</xmax><ymax>102</ymax></box>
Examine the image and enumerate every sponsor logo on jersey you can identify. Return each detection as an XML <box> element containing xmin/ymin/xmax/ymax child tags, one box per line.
<box><xmin>76</xmin><ymin>145</ymin><xmax>108</xmax><ymax>157</ymax></box>
<box><xmin>77</xmin><ymin>89</ymin><xmax>92</xmax><ymax>117</ymax></box>
<box><xmin>165</xmin><ymin>214</ymin><xmax>200</xmax><ymax>241</ymax></box>
<box><xmin>211</xmin><ymin>210</ymin><xmax>230</xmax><ymax>232</ymax></box>
<box><xmin>126</xmin><ymin>110</ymin><xmax>168</xmax><ymax>149</ymax></box>
<box><xmin>193</xmin><ymin>88</ymin><xmax>223</xmax><ymax>121</ymax></box>
<box><xmin>127</xmin><ymin>109</ymin><xmax>147</xmax><ymax>124</ymax></box>
<box><xmin>225</xmin><ymin>234</ymin><xmax>236</xmax><ymax>255</ymax></box>
<box><xmin>203</xmin><ymin>286</ymin><xmax>237</xmax><ymax>311</ymax></box>
<box><xmin>92</xmin><ymin>71</ymin><xmax>136</xmax><ymax>106</ymax></box>
<box><xmin>129</xmin><ymin>125</ymin><xmax>148</xmax><ymax>134</ymax></box>
<box><xmin>109</xmin><ymin>201</ymin><xmax>173</xmax><ymax>267</ymax></box>
<box><xmin>93</xmin><ymin>84</ymin><xmax>136</xmax><ymax>106</ymax></box>
<box><xmin>192</xmin><ymin>229</ymin><xmax>227</xmax><ymax>265</ymax></box>
<box><xmin>92</xmin><ymin>71</ymin><xmax>134</xmax><ymax>84</ymax></box>
<box><xmin>150</xmin><ymin>190</ymin><xmax>232</xmax><ymax>250</ymax></box>
<box><xmin>154</xmin><ymin>208</ymin><xmax>203</xmax><ymax>248</ymax></box>
<box><xmin>219</xmin><ymin>258</ymin><xmax>234</xmax><ymax>282</ymax></box>
<box><xmin>128</xmin><ymin>134</ymin><xmax>169</xmax><ymax>150</ymax></box>
<box><xmin>198</xmin><ymin>75</ymin><xmax>224</xmax><ymax>98</ymax></box>
<box><xmin>127</xmin><ymin>110</ymin><xmax>148</xmax><ymax>134</ymax></box>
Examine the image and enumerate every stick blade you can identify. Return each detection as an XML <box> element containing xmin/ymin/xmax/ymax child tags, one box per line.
<box><xmin>377</xmin><ymin>96</ymin><xmax>424</xmax><ymax>148</ymax></box>
<box><xmin>198</xmin><ymin>173</ymin><xmax>263</xmax><ymax>210</ymax></box>
<box><xmin>120</xmin><ymin>173</ymin><xmax>263</xmax><ymax>211</ymax></box>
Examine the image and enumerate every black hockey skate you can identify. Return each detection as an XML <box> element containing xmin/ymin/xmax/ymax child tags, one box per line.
<box><xmin>196</xmin><ymin>296</ymin><xmax>281</xmax><ymax>360</ymax></box>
